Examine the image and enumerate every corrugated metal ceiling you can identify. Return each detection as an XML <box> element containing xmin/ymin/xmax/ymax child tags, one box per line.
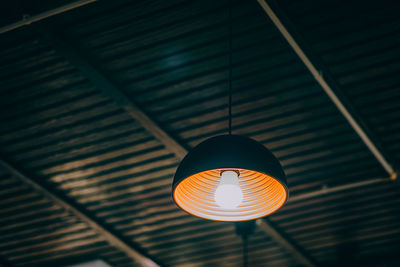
<box><xmin>0</xmin><ymin>0</ymin><xmax>399</xmax><ymax>266</ymax></box>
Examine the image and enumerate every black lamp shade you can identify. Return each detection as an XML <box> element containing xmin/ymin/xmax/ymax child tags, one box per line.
<box><xmin>172</xmin><ymin>135</ymin><xmax>288</xmax><ymax>221</ymax></box>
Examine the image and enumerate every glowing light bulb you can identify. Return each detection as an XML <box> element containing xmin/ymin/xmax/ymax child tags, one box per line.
<box><xmin>214</xmin><ymin>171</ymin><xmax>243</xmax><ymax>209</ymax></box>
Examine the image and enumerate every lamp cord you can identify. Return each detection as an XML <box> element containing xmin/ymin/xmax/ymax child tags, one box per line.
<box><xmin>235</xmin><ymin>221</ymin><xmax>254</xmax><ymax>267</ymax></box>
<box><xmin>242</xmin><ymin>234</ymin><xmax>248</xmax><ymax>267</ymax></box>
<box><xmin>228</xmin><ymin>0</ymin><xmax>233</xmax><ymax>135</ymax></box>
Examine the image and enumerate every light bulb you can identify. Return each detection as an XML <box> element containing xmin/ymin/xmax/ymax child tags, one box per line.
<box><xmin>214</xmin><ymin>171</ymin><xmax>243</xmax><ymax>209</ymax></box>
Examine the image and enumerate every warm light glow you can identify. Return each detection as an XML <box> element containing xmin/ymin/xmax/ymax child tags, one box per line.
<box><xmin>173</xmin><ymin>168</ymin><xmax>287</xmax><ymax>221</ymax></box>
<box><xmin>214</xmin><ymin>171</ymin><xmax>243</xmax><ymax>209</ymax></box>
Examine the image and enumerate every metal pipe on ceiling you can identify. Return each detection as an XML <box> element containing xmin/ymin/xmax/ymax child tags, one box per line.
<box><xmin>289</xmin><ymin>173</ymin><xmax>396</xmax><ymax>203</ymax></box>
<box><xmin>0</xmin><ymin>0</ymin><xmax>97</xmax><ymax>35</ymax></box>
<box><xmin>257</xmin><ymin>0</ymin><xmax>396</xmax><ymax>177</ymax></box>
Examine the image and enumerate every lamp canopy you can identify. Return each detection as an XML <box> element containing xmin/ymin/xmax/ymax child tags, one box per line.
<box><xmin>172</xmin><ymin>135</ymin><xmax>288</xmax><ymax>221</ymax></box>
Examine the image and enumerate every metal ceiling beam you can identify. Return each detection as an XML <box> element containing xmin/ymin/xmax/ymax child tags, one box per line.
<box><xmin>257</xmin><ymin>0</ymin><xmax>396</xmax><ymax>177</ymax></box>
<box><xmin>0</xmin><ymin>159</ymin><xmax>159</xmax><ymax>267</ymax></box>
<box><xmin>36</xmin><ymin>25</ymin><xmax>188</xmax><ymax>160</ymax></box>
<box><xmin>257</xmin><ymin>219</ymin><xmax>318</xmax><ymax>267</ymax></box>
<box><xmin>34</xmin><ymin>24</ymin><xmax>317</xmax><ymax>267</ymax></box>
<box><xmin>0</xmin><ymin>4</ymin><xmax>157</xmax><ymax>264</ymax></box>
<box><xmin>0</xmin><ymin>0</ymin><xmax>97</xmax><ymax>35</ymax></box>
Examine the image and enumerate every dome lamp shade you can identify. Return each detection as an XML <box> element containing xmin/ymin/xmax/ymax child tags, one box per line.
<box><xmin>172</xmin><ymin>135</ymin><xmax>288</xmax><ymax>222</ymax></box>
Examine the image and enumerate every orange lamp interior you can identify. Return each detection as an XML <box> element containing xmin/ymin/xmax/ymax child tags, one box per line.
<box><xmin>173</xmin><ymin>169</ymin><xmax>287</xmax><ymax>221</ymax></box>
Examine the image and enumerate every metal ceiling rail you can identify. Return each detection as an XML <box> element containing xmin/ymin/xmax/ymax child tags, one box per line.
<box><xmin>289</xmin><ymin>175</ymin><xmax>396</xmax><ymax>203</ymax></box>
<box><xmin>0</xmin><ymin>0</ymin><xmax>97</xmax><ymax>35</ymax></box>
<box><xmin>0</xmin><ymin>160</ymin><xmax>160</xmax><ymax>267</ymax></box>
<box><xmin>257</xmin><ymin>0</ymin><xmax>396</xmax><ymax>177</ymax></box>
<box><xmin>34</xmin><ymin>24</ymin><xmax>318</xmax><ymax>267</ymax></box>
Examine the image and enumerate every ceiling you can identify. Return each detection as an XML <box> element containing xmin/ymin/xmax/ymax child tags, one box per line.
<box><xmin>0</xmin><ymin>0</ymin><xmax>399</xmax><ymax>266</ymax></box>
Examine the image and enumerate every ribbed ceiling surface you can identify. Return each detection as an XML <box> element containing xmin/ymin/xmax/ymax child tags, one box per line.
<box><xmin>0</xmin><ymin>0</ymin><xmax>399</xmax><ymax>266</ymax></box>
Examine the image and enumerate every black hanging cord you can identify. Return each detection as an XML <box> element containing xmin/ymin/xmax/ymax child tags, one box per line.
<box><xmin>235</xmin><ymin>221</ymin><xmax>255</xmax><ymax>267</ymax></box>
<box><xmin>228</xmin><ymin>0</ymin><xmax>233</xmax><ymax>135</ymax></box>
<box><xmin>242</xmin><ymin>234</ymin><xmax>248</xmax><ymax>267</ymax></box>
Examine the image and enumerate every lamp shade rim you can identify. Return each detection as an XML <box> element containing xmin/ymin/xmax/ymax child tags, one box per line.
<box><xmin>172</xmin><ymin>167</ymin><xmax>289</xmax><ymax>200</ymax></box>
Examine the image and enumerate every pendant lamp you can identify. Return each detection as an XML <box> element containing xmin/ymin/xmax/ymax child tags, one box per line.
<box><xmin>172</xmin><ymin>135</ymin><xmax>288</xmax><ymax>221</ymax></box>
<box><xmin>171</xmin><ymin>2</ymin><xmax>288</xmax><ymax>222</ymax></box>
